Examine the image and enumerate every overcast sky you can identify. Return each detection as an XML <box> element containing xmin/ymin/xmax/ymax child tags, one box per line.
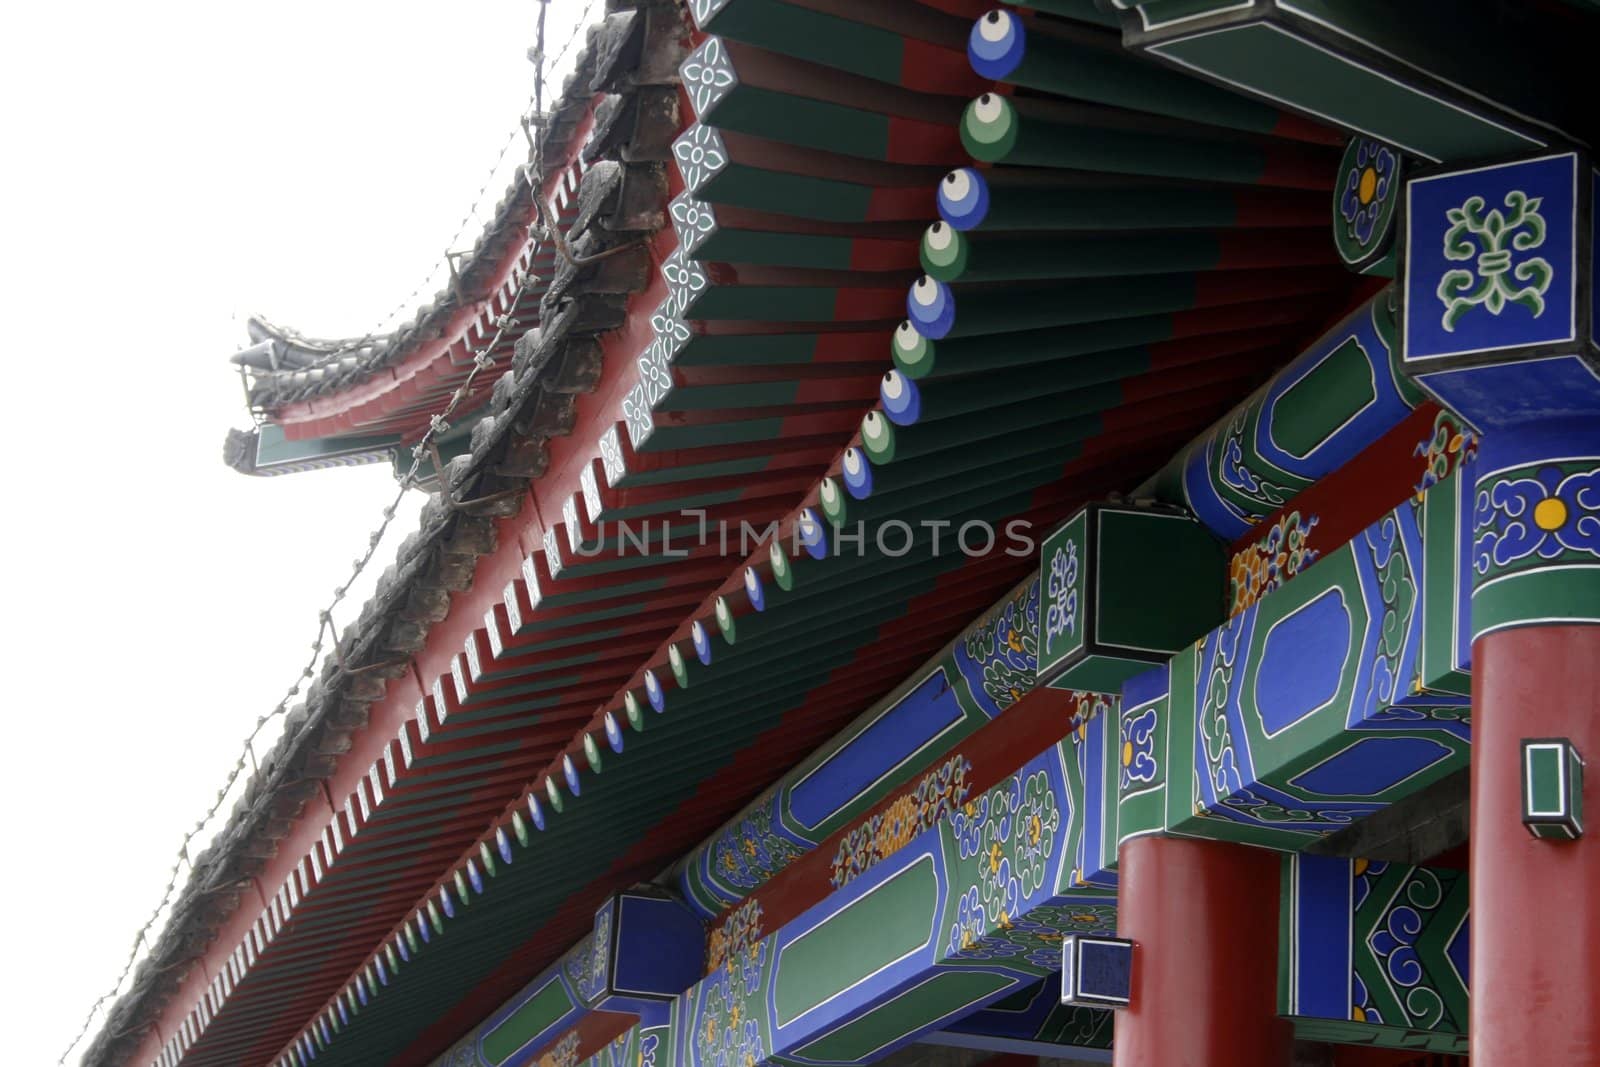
<box><xmin>1</xmin><ymin>2</ymin><xmax>591</xmax><ymax>1061</ymax></box>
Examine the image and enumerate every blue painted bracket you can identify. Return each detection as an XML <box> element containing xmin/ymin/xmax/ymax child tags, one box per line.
<box><xmin>1401</xmin><ymin>150</ymin><xmax>1600</xmax><ymax>428</ymax></box>
<box><xmin>436</xmin><ymin>889</ymin><xmax>705</xmax><ymax>1067</ymax></box>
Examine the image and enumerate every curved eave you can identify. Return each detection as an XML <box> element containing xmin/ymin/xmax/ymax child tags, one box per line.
<box><xmin>114</xmin><ymin>0</ymin><xmax>1374</xmax><ymax>1063</ymax></box>
<box><xmin>244</xmin><ymin>3</ymin><xmax>1368</xmax><ymax>1066</ymax></box>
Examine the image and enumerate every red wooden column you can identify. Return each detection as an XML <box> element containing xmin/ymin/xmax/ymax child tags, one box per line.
<box><xmin>1465</xmin><ymin>419</ymin><xmax>1600</xmax><ymax>1064</ymax></box>
<box><xmin>1114</xmin><ymin>836</ymin><xmax>1292</xmax><ymax>1067</ymax></box>
<box><xmin>1471</xmin><ymin>625</ymin><xmax>1600</xmax><ymax>1061</ymax></box>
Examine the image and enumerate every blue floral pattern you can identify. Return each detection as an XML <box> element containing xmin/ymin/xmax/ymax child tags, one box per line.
<box><xmin>1120</xmin><ymin>705</ymin><xmax>1159</xmax><ymax>790</ymax></box>
<box><xmin>945</xmin><ymin>769</ymin><xmax>1061</xmax><ymax>959</ymax></box>
<box><xmin>1338</xmin><ymin>139</ymin><xmax>1397</xmax><ymax>251</ymax></box>
<box><xmin>1474</xmin><ymin>461</ymin><xmax>1600</xmax><ymax>573</ymax></box>
<box><xmin>694</xmin><ymin>939</ymin><xmax>767</xmax><ymax>1067</ymax></box>
<box><xmin>564</xmin><ymin>912</ymin><xmax>611</xmax><ymax>1006</ymax></box>
<box><xmin>958</xmin><ymin>578</ymin><xmax>1039</xmax><ymax>715</ymax></box>
<box><xmin>709</xmin><ymin>803</ymin><xmax>806</xmax><ymax>894</ymax></box>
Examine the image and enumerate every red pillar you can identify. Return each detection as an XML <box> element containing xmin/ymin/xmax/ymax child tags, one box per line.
<box><xmin>1471</xmin><ymin>625</ymin><xmax>1600</xmax><ymax>1063</ymax></box>
<box><xmin>1114</xmin><ymin>836</ymin><xmax>1292</xmax><ymax>1067</ymax></box>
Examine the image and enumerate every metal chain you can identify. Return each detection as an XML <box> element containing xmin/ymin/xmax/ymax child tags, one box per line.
<box><xmin>55</xmin><ymin>1</ymin><xmax>591</xmax><ymax>1060</ymax></box>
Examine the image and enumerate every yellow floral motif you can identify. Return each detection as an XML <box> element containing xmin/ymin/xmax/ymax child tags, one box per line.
<box><xmin>1413</xmin><ymin>409</ymin><xmax>1478</xmax><ymax>503</ymax></box>
<box><xmin>829</xmin><ymin>754</ymin><xmax>973</xmax><ymax>889</ymax></box>
<box><xmin>537</xmin><ymin>1032</ymin><xmax>582</xmax><ymax>1067</ymax></box>
<box><xmin>1064</xmin><ymin>689</ymin><xmax>1113</xmax><ymax>735</ymax></box>
<box><xmin>1534</xmin><ymin>496</ymin><xmax>1568</xmax><ymax>531</ymax></box>
<box><xmin>705</xmin><ymin>897</ymin><xmax>763</xmax><ymax>978</ymax></box>
<box><xmin>1229</xmin><ymin>510</ymin><xmax>1319</xmax><ymax>614</ymax></box>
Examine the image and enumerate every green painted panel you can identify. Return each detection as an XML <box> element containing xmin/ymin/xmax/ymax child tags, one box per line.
<box><xmin>1147</xmin><ymin>22</ymin><xmax>1541</xmax><ymax>161</ymax></box>
<box><xmin>772</xmin><ymin>855</ymin><xmax>938</xmax><ymax>1026</ymax></box>
<box><xmin>698</xmin><ymin>0</ymin><xmax>906</xmax><ymax>85</ymax></box>
<box><xmin>699</xmin><ymin>166</ymin><xmax>876</xmax><ymax>222</ymax></box>
<box><xmin>706</xmin><ymin>87</ymin><xmax>891</xmax><ymax>162</ymax></box>
<box><xmin>481</xmin><ymin>978</ymin><xmax>577</xmax><ymax>1066</ymax></box>
<box><xmin>1268</xmin><ymin>337</ymin><xmax>1378</xmax><ymax>461</ymax></box>
<box><xmin>1095</xmin><ymin>509</ymin><xmax>1223</xmax><ymax>652</ymax></box>
<box><xmin>1051</xmin><ymin>656</ymin><xmax>1150</xmax><ymax>696</ymax></box>
<box><xmin>696</xmin><ymin>229</ymin><xmax>856</xmax><ymax>270</ymax></box>
<box><xmin>791</xmin><ymin>972</ymin><xmax>1014</xmax><ymax>1063</ymax></box>
<box><xmin>1040</xmin><ymin>504</ymin><xmax>1222</xmax><ymax>694</ymax></box>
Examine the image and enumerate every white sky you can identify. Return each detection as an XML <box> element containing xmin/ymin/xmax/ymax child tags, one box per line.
<box><xmin>0</xmin><ymin>1</ymin><xmax>593</xmax><ymax>1061</ymax></box>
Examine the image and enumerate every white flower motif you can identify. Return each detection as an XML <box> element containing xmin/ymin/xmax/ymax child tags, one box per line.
<box><xmin>599</xmin><ymin>425</ymin><xmax>625</xmax><ymax>486</ymax></box>
<box><xmin>670</xmin><ymin>193</ymin><xmax>717</xmax><ymax>253</ymax></box>
<box><xmin>623</xmin><ymin>384</ymin><xmax>652</xmax><ymax>447</ymax></box>
<box><xmin>661</xmin><ymin>248</ymin><xmax>709</xmax><ymax>295</ymax></box>
<box><xmin>680</xmin><ymin>38</ymin><xmax>737</xmax><ymax>118</ymax></box>
<box><xmin>689</xmin><ymin>0</ymin><xmax>731</xmax><ymax>30</ymax></box>
<box><xmin>673</xmin><ymin>125</ymin><xmax>729</xmax><ymax>192</ymax></box>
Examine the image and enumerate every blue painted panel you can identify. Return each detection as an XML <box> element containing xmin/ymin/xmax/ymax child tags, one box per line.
<box><xmin>1179</xmin><ymin>437</ymin><xmax>1252</xmax><ymax>538</ymax></box>
<box><xmin>1405</xmin><ymin>153</ymin><xmax>1578</xmax><ymax>361</ymax></box>
<box><xmin>1445</xmin><ymin>916</ymin><xmax>1470</xmax><ymax>986</ymax></box>
<box><xmin>1290</xmin><ymin>854</ymin><xmax>1353</xmax><ymax>1020</ymax></box>
<box><xmin>611</xmin><ymin>893</ymin><xmax>706</xmax><ymax>1000</ymax></box>
<box><xmin>788</xmin><ymin>670</ymin><xmax>963</xmax><ymax>831</ymax></box>
<box><xmin>1066</xmin><ymin>937</ymin><xmax>1132</xmax><ymax>1006</ymax></box>
<box><xmin>1417</xmin><ymin>354</ymin><xmax>1600</xmax><ymax>429</ymax></box>
<box><xmin>1255</xmin><ymin>300</ymin><xmax>1412</xmax><ymax>478</ymax></box>
<box><xmin>1122</xmin><ymin>663</ymin><xmax>1169</xmax><ymax>709</ymax></box>
<box><xmin>1254</xmin><ymin>588</ymin><xmax>1352</xmax><ymax>738</ymax></box>
<box><xmin>1289</xmin><ymin>736</ymin><xmax>1454</xmax><ymax>797</ymax></box>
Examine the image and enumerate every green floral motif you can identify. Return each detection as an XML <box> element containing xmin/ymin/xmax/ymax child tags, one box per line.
<box><xmin>1436</xmin><ymin>190</ymin><xmax>1553</xmax><ymax>331</ymax></box>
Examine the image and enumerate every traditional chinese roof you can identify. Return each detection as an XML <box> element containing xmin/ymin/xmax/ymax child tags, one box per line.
<box><xmin>102</xmin><ymin>0</ymin><xmax>1375</xmax><ymax>1063</ymax></box>
<box><xmin>85</xmin><ymin>11</ymin><xmax>681</xmax><ymax>1064</ymax></box>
